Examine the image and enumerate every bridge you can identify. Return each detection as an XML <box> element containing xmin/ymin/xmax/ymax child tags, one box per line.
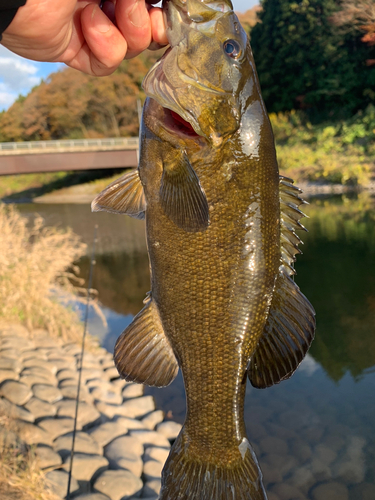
<box><xmin>0</xmin><ymin>138</ymin><xmax>139</xmax><ymax>176</ymax></box>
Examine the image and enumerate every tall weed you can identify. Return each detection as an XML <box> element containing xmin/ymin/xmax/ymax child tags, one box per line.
<box><xmin>0</xmin><ymin>204</ymin><xmax>87</xmax><ymax>342</ymax></box>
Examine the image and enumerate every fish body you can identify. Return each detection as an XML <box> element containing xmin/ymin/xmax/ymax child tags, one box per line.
<box><xmin>92</xmin><ymin>1</ymin><xmax>315</xmax><ymax>498</ymax></box>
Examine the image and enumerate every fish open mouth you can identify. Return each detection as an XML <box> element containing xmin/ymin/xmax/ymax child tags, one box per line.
<box><xmin>163</xmin><ymin>108</ymin><xmax>199</xmax><ymax>137</ymax></box>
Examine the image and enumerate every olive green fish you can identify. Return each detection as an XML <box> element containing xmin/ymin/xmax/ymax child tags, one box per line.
<box><xmin>92</xmin><ymin>0</ymin><xmax>315</xmax><ymax>498</ymax></box>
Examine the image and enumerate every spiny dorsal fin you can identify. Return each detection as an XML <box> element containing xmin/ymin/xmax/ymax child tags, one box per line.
<box><xmin>249</xmin><ymin>272</ymin><xmax>315</xmax><ymax>388</ymax></box>
<box><xmin>159</xmin><ymin>151</ymin><xmax>209</xmax><ymax>232</ymax></box>
<box><xmin>248</xmin><ymin>177</ymin><xmax>315</xmax><ymax>388</ymax></box>
<box><xmin>114</xmin><ymin>294</ymin><xmax>179</xmax><ymax>387</ymax></box>
<box><xmin>279</xmin><ymin>176</ymin><xmax>308</xmax><ymax>276</ymax></box>
<box><xmin>91</xmin><ymin>169</ymin><xmax>146</xmax><ymax>219</ymax></box>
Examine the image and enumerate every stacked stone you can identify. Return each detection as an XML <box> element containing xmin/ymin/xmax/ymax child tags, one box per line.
<box><xmin>0</xmin><ymin>324</ymin><xmax>182</xmax><ymax>500</ymax></box>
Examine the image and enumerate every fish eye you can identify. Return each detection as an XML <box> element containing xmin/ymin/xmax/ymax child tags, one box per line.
<box><xmin>223</xmin><ymin>39</ymin><xmax>241</xmax><ymax>59</ymax></box>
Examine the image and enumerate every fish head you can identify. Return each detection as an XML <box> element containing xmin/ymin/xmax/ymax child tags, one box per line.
<box><xmin>143</xmin><ymin>0</ymin><xmax>260</xmax><ymax>148</ymax></box>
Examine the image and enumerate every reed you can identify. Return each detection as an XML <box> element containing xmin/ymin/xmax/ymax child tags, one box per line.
<box><xmin>0</xmin><ymin>203</ymin><xmax>91</xmax><ymax>343</ymax></box>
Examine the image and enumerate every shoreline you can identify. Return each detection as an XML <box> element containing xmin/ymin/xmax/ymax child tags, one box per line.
<box><xmin>2</xmin><ymin>181</ymin><xmax>375</xmax><ymax>206</ymax></box>
<box><xmin>0</xmin><ymin>322</ymin><xmax>181</xmax><ymax>500</ymax></box>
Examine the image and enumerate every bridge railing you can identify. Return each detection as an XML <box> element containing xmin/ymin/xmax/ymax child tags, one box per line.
<box><xmin>0</xmin><ymin>137</ymin><xmax>139</xmax><ymax>155</ymax></box>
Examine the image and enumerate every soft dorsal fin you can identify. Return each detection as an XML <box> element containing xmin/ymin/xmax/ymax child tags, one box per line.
<box><xmin>114</xmin><ymin>294</ymin><xmax>179</xmax><ymax>387</ymax></box>
<box><xmin>159</xmin><ymin>151</ymin><xmax>209</xmax><ymax>232</ymax></box>
<box><xmin>91</xmin><ymin>169</ymin><xmax>146</xmax><ymax>219</ymax></box>
<box><xmin>248</xmin><ymin>177</ymin><xmax>315</xmax><ymax>388</ymax></box>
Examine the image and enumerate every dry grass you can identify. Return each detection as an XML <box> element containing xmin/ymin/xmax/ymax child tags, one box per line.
<box><xmin>0</xmin><ymin>203</ymin><xmax>102</xmax><ymax>344</ymax></box>
<box><xmin>0</xmin><ymin>414</ymin><xmax>59</xmax><ymax>500</ymax></box>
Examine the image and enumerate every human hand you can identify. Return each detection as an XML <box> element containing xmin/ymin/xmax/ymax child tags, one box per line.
<box><xmin>1</xmin><ymin>0</ymin><xmax>168</xmax><ymax>76</ymax></box>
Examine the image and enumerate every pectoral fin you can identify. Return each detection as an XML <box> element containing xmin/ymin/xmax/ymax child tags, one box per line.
<box><xmin>91</xmin><ymin>169</ymin><xmax>146</xmax><ymax>219</ymax></box>
<box><xmin>159</xmin><ymin>152</ymin><xmax>209</xmax><ymax>232</ymax></box>
<box><xmin>249</xmin><ymin>272</ymin><xmax>315</xmax><ymax>388</ymax></box>
<box><xmin>114</xmin><ymin>294</ymin><xmax>179</xmax><ymax>387</ymax></box>
<box><xmin>248</xmin><ymin>176</ymin><xmax>315</xmax><ymax>388</ymax></box>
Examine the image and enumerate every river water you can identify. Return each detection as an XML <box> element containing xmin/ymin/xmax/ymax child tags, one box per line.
<box><xmin>18</xmin><ymin>191</ymin><xmax>375</xmax><ymax>499</ymax></box>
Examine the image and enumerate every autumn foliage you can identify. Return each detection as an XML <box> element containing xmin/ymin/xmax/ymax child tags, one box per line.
<box><xmin>0</xmin><ymin>51</ymin><xmax>161</xmax><ymax>142</ymax></box>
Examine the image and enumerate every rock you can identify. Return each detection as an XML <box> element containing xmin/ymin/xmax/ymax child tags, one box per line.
<box><xmin>95</xmin><ymin>401</ymin><xmax>132</xmax><ymax>420</ymax></box>
<box><xmin>142</xmin><ymin>411</ymin><xmax>164</xmax><ymax>430</ymax></box>
<box><xmin>60</xmin><ymin>384</ymin><xmax>92</xmax><ymax>402</ymax></box>
<box><xmin>262</xmin><ymin>453</ymin><xmax>297</xmax><ymax>479</ymax></box>
<box><xmin>19</xmin><ymin>374</ymin><xmax>53</xmax><ymax>387</ymax></box>
<box><xmin>39</xmin><ymin>417</ymin><xmax>77</xmax><ymax>440</ymax></box>
<box><xmin>122</xmin><ymin>383</ymin><xmax>144</xmax><ymax>399</ymax></box>
<box><xmin>73</xmin><ymin>495</ymin><xmax>111</xmax><ymax>500</ymax></box>
<box><xmin>0</xmin><ymin>356</ymin><xmax>21</xmax><ymax>372</ymax></box>
<box><xmin>21</xmin><ymin>366</ymin><xmax>55</xmax><ymax>382</ymax></box>
<box><xmin>289</xmin><ymin>438</ymin><xmax>312</xmax><ymax>463</ymax></box>
<box><xmin>247</xmin><ymin>422</ymin><xmax>268</xmax><ymax>441</ymax></box>
<box><xmin>104</xmin><ymin>436</ymin><xmax>144</xmax><ymax>477</ymax></box>
<box><xmin>24</xmin><ymin>397</ymin><xmax>57</xmax><ymax>419</ymax></box>
<box><xmin>116</xmin><ymin>417</ymin><xmax>145</xmax><ymax>430</ymax></box>
<box><xmin>80</xmin><ymin>368</ymin><xmax>107</xmax><ymax>383</ymax></box>
<box><xmin>142</xmin><ymin>479</ymin><xmax>161</xmax><ymax>497</ymax></box>
<box><xmin>303</xmin><ymin>425</ymin><xmax>324</xmax><ymax>445</ymax></box>
<box><xmin>143</xmin><ymin>446</ymin><xmax>170</xmax><ymax>464</ymax></box>
<box><xmin>0</xmin><ymin>369</ymin><xmax>18</xmax><ymax>383</ymax></box>
<box><xmin>111</xmin><ymin>379</ymin><xmax>127</xmax><ymax>391</ymax></box>
<box><xmin>0</xmin><ymin>380</ymin><xmax>33</xmax><ymax>405</ymax></box>
<box><xmin>0</xmin><ymin>396</ymin><xmax>34</xmax><ymax>422</ymax></box>
<box><xmin>88</xmin><ymin>420</ymin><xmax>129</xmax><ymax>447</ymax></box>
<box><xmin>350</xmin><ymin>483</ymin><xmax>375</xmax><ymax>500</ymax></box>
<box><xmin>156</xmin><ymin>421</ymin><xmax>182</xmax><ymax>440</ymax></box>
<box><xmin>259</xmin><ymin>436</ymin><xmax>289</xmax><ymax>456</ymax></box>
<box><xmin>91</xmin><ymin>385</ymin><xmax>123</xmax><ymax>405</ymax></box>
<box><xmin>261</xmin><ymin>462</ymin><xmax>283</xmax><ymax>485</ymax></box>
<box><xmin>32</xmin><ymin>384</ymin><xmax>62</xmax><ymax>403</ymax></box>
<box><xmin>22</xmin><ymin>358</ymin><xmax>58</xmax><ymax>375</ymax></box>
<box><xmin>55</xmin><ymin>400</ymin><xmax>101</xmax><ymax>428</ymax></box>
<box><xmin>62</xmin><ymin>343</ymin><xmax>82</xmax><ymax>356</ymax></box>
<box><xmin>314</xmin><ymin>444</ymin><xmax>337</xmax><ymax>465</ymax></box>
<box><xmin>143</xmin><ymin>460</ymin><xmax>163</xmax><ymax>481</ymax></box>
<box><xmin>331</xmin><ymin>435</ymin><xmax>366</xmax><ymax>485</ymax></box>
<box><xmin>32</xmin><ymin>333</ymin><xmax>60</xmax><ymax>348</ymax></box>
<box><xmin>0</xmin><ymin>348</ymin><xmax>21</xmax><ymax>359</ymax></box>
<box><xmin>310</xmin><ymin>481</ymin><xmax>349</xmax><ymax>500</ymax></box>
<box><xmin>0</xmin><ymin>426</ymin><xmax>22</xmax><ymax>448</ymax></box>
<box><xmin>16</xmin><ymin>420</ymin><xmax>52</xmax><ymax>446</ymax></box>
<box><xmin>34</xmin><ymin>445</ymin><xmax>63</xmax><ymax>469</ymax></box>
<box><xmin>47</xmin><ymin>356</ymin><xmax>76</xmax><ymax>371</ymax></box>
<box><xmin>271</xmin><ymin>483</ymin><xmax>307</xmax><ymax>500</ymax></box>
<box><xmin>121</xmin><ymin>396</ymin><xmax>155</xmax><ymax>419</ymax></box>
<box><xmin>129</xmin><ymin>430</ymin><xmax>170</xmax><ymax>449</ymax></box>
<box><xmin>93</xmin><ymin>470</ymin><xmax>143</xmax><ymax>500</ymax></box>
<box><xmin>22</xmin><ymin>350</ymin><xmax>47</xmax><ymax>361</ymax></box>
<box><xmin>57</xmin><ymin>369</ymin><xmax>79</xmax><ymax>382</ymax></box>
<box><xmin>62</xmin><ymin>453</ymin><xmax>109</xmax><ymax>482</ymax></box>
<box><xmin>45</xmin><ymin>469</ymin><xmax>80</xmax><ymax>498</ymax></box>
<box><xmin>321</xmin><ymin>434</ymin><xmax>346</xmax><ymax>453</ymax></box>
<box><xmin>104</xmin><ymin>367</ymin><xmax>120</xmax><ymax>380</ymax></box>
<box><xmin>59</xmin><ymin>378</ymin><xmax>80</xmax><ymax>388</ymax></box>
<box><xmin>288</xmin><ymin>465</ymin><xmax>316</xmax><ymax>495</ymax></box>
<box><xmin>54</xmin><ymin>431</ymin><xmax>102</xmax><ymax>459</ymax></box>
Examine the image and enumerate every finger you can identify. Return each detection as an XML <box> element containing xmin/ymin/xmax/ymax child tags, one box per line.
<box><xmin>149</xmin><ymin>7</ymin><xmax>168</xmax><ymax>47</ymax></box>
<box><xmin>63</xmin><ymin>4</ymin><xmax>128</xmax><ymax>76</ymax></box>
<box><xmin>116</xmin><ymin>0</ymin><xmax>152</xmax><ymax>59</ymax></box>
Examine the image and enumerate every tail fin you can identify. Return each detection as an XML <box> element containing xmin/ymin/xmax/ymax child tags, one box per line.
<box><xmin>159</xmin><ymin>428</ymin><xmax>268</xmax><ymax>500</ymax></box>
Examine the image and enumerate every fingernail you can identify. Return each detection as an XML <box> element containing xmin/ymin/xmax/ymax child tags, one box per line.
<box><xmin>129</xmin><ymin>0</ymin><xmax>148</xmax><ymax>28</ymax></box>
<box><xmin>92</xmin><ymin>5</ymin><xmax>112</xmax><ymax>33</ymax></box>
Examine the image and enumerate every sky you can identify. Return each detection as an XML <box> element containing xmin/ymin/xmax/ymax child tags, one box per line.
<box><xmin>0</xmin><ymin>0</ymin><xmax>259</xmax><ymax>112</ymax></box>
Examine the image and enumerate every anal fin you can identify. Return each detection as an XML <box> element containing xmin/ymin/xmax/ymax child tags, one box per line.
<box><xmin>114</xmin><ymin>294</ymin><xmax>179</xmax><ymax>387</ymax></box>
<box><xmin>91</xmin><ymin>168</ymin><xmax>146</xmax><ymax>219</ymax></box>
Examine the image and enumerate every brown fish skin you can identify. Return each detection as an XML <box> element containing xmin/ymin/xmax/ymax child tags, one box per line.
<box><xmin>92</xmin><ymin>0</ymin><xmax>315</xmax><ymax>498</ymax></box>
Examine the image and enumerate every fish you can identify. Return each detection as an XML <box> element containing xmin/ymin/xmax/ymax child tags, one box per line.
<box><xmin>92</xmin><ymin>0</ymin><xmax>316</xmax><ymax>498</ymax></box>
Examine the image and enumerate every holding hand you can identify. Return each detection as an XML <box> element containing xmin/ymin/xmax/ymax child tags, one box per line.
<box><xmin>1</xmin><ymin>0</ymin><xmax>168</xmax><ymax>76</ymax></box>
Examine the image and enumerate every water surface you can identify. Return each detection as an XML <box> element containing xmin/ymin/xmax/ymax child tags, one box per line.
<box><xmin>19</xmin><ymin>192</ymin><xmax>375</xmax><ymax>499</ymax></box>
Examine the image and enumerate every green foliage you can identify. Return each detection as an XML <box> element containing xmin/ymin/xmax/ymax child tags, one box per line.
<box><xmin>271</xmin><ymin>106</ymin><xmax>375</xmax><ymax>185</ymax></box>
<box><xmin>251</xmin><ymin>0</ymin><xmax>375</xmax><ymax>117</ymax></box>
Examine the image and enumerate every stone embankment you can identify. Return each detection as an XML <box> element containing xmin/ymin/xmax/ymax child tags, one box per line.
<box><xmin>0</xmin><ymin>324</ymin><xmax>182</xmax><ymax>500</ymax></box>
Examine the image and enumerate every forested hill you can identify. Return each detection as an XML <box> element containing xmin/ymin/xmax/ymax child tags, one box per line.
<box><xmin>0</xmin><ymin>50</ymin><xmax>161</xmax><ymax>142</ymax></box>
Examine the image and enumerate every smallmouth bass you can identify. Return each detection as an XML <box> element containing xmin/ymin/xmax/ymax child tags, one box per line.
<box><xmin>92</xmin><ymin>0</ymin><xmax>316</xmax><ymax>498</ymax></box>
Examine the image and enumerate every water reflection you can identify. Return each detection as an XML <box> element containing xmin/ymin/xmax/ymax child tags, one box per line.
<box><xmin>17</xmin><ymin>192</ymin><xmax>375</xmax><ymax>498</ymax></box>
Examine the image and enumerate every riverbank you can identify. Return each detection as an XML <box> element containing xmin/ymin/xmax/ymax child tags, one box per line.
<box><xmin>0</xmin><ymin>322</ymin><xmax>181</xmax><ymax>500</ymax></box>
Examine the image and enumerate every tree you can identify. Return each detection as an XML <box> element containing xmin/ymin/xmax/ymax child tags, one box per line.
<box><xmin>331</xmin><ymin>0</ymin><xmax>375</xmax><ymax>65</ymax></box>
<box><xmin>250</xmin><ymin>0</ymin><xmax>375</xmax><ymax>118</ymax></box>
